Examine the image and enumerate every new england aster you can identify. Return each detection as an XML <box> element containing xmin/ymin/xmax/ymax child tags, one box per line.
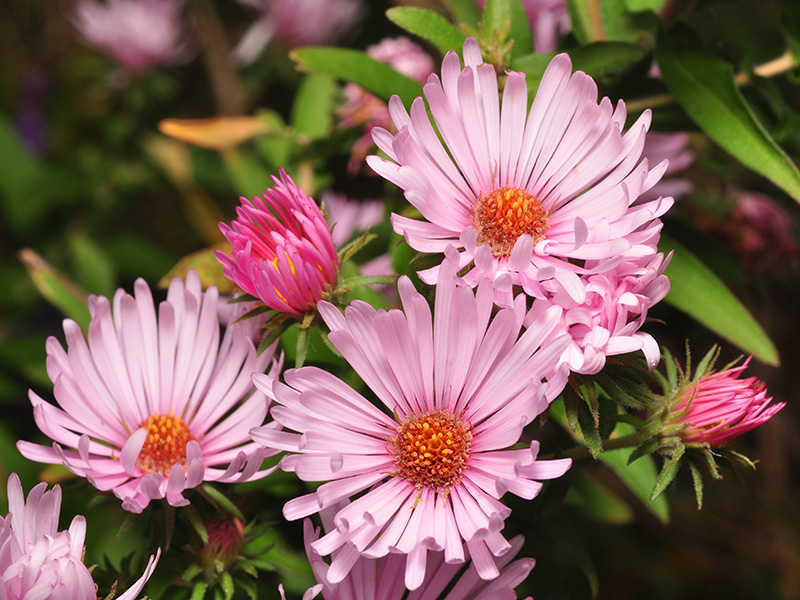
<box><xmin>251</xmin><ymin>251</ymin><xmax>572</xmax><ymax>589</ymax></box>
<box><xmin>367</xmin><ymin>38</ymin><xmax>674</xmax><ymax>309</ymax></box>
<box><xmin>17</xmin><ymin>271</ymin><xmax>282</xmax><ymax>513</ymax></box>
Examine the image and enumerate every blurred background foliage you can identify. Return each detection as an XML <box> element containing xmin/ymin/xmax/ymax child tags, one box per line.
<box><xmin>0</xmin><ymin>0</ymin><xmax>799</xmax><ymax>599</ymax></box>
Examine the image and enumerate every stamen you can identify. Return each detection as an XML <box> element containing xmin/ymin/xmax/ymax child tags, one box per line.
<box><xmin>472</xmin><ymin>186</ymin><xmax>549</xmax><ymax>258</ymax></box>
<box><xmin>135</xmin><ymin>409</ymin><xmax>196</xmax><ymax>476</ymax></box>
<box><xmin>392</xmin><ymin>411</ymin><xmax>472</xmax><ymax>492</ymax></box>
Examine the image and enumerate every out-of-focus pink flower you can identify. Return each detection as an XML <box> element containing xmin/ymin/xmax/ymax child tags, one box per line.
<box><xmin>723</xmin><ymin>190</ymin><xmax>797</xmax><ymax>271</ymax></box>
<box><xmin>279</xmin><ymin>505</ymin><xmax>536</xmax><ymax>600</ymax></box>
<box><xmin>669</xmin><ymin>358</ymin><xmax>784</xmax><ymax>447</ymax></box>
<box><xmin>233</xmin><ymin>0</ymin><xmax>363</xmax><ymax>66</ymax></box>
<box><xmin>73</xmin><ymin>0</ymin><xmax>191</xmax><ymax>79</ymax></box>
<box><xmin>338</xmin><ymin>37</ymin><xmax>435</xmax><ymax>174</ymax></box>
<box><xmin>369</xmin><ymin>39</ymin><xmax>673</xmax><ymax>309</ymax></box>
<box><xmin>17</xmin><ymin>271</ymin><xmax>282</xmax><ymax>513</ymax></box>
<box><xmin>526</xmin><ymin>252</ymin><xmax>671</xmax><ymax>374</ymax></box>
<box><xmin>251</xmin><ymin>251</ymin><xmax>571</xmax><ymax>589</ymax></box>
<box><xmin>476</xmin><ymin>0</ymin><xmax>570</xmax><ymax>53</ymax></box>
<box><xmin>0</xmin><ymin>474</ymin><xmax>160</xmax><ymax>600</ymax></box>
<box><xmin>217</xmin><ymin>169</ymin><xmax>340</xmax><ymax>317</ymax></box>
<box><xmin>639</xmin><ymin>132</ymin><xmax>695</xmax><ymax>203</ymax></box>
<box><xmin>321</xmin><ymin>191</ymin><xmax>385</xmax><ymax>247</ymax></box>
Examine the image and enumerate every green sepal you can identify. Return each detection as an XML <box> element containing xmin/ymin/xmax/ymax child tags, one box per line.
<box><xmin>650</xmin><ymin>441</ymin><xmax>685</xmax><ymax>502</ymax></box>
<box><xmin>201</xmin><ymin>483</ymin><xmax>246</xmax><ymax>521</ymax></box>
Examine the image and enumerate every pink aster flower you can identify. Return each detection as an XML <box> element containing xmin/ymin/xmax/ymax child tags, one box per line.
<box><xmin>321</xmin><ymin>191</ymin><xmax>385</xmax><ymax>247</ymax></box>
<box><xmin>281</xmin><ymin>505</ymin><xmax>536</xmax><ymax>600</ymax></box>
<box><xmin>74</xmin><ymin>0</ymin><xmax>191</xmax><ymax>80</ymax></box>
<box><xmin>233</xmin><ymin>0</ymin><xmax>363</xmax><ymax>66</ymax></box>
<box><xmin>251</xmin><ymin>251</ymin><xmax>571</xmax><ymax>589</ymax></box>
<box><xmin>368</xmin><ymin>38</ymin><xmax>674</xmax><ymax>309</ymax></box>
<box><xmin>668</xmin><ymin>357</ymin><xmax>784</xmax><ymax>447</ymax></box>
<box><xmin>217</xmin><ymin>169</ymin><xmax>340</xmax><ymax>317</ymax></box>
<box><xmin>17</xmin><ymin>270</ymin><xmax>282</xmax><ymax>514</ymax></box>
<box><xmin>525</xmin><ymin>252</ymin><xmax>671</xmax><ymax>374</ymax></box>
<box><xmin>0</xmin><ymin>474</ymin><xmax>160</xmax><ymax>600</ymax></box>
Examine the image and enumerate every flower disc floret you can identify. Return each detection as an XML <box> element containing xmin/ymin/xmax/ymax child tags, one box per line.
<box><xmin>393</xmin><ymin>411</ymin><xmax>472</xmax><ymax>491</ymax></box>
<box><xmin>473</xmin><ymin>186</ymin><xmax>549</xmax><ymax>258</ymax></box>
<box><xmin>136</xmin><ymin>410</ymin><xmax>197</xmax><ymax>475</ymax></box>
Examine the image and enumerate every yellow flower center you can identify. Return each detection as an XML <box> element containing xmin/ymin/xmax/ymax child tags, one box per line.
<box><xmin>135</xmin><ymin>410</ymin><xmax>196</xmax><ymax>476</ymax></box>
<box><xmin>472</xmin><ymin>186</ymin><xmax>549</xmax><ymax>258</ymax></box>
<box><xmin>392</xmin><ymin>411</ymin><xmax>472</xmax><ymax>491</ymax></box>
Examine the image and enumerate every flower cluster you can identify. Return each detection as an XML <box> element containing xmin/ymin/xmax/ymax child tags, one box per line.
<box><xmin>12</xmin><ymin>11</ymin><xmax>788</xmax><ymax>599</ymax></box>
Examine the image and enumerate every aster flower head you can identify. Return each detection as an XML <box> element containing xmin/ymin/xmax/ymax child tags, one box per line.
<box><xmin>661</xmin><ymin>351</ymin><xmax>784</xmax><ymax>447</ymax></box>
<box><xmin>251</xmin><ymin>250</ymin><xmax>572</xmax><ymax>589</ymax></box>
<box><xmin>281</xmin><ymin>506</ymin><xmax>536</xmax><ymax>600</ymax></box>
<box><xmin>0</xmin><ymin>474</ymin><xmax>159</xmax><ymax>600</ymax></box>
<box><xmin>17</xmin><ymin>271</ymin><xmax>282</xmax><ymax>513</ymax></box>
<box><xmin>233</xmin><ymin>0</ymin><xmax>363</xmax><ymax>66</ymax></box>
<box><xmin>368</xmin><ymin>38</ymin><xmax>674</xmax><ymax>309</ymax></box>
<box><xmin>74</xmin><ymin>0</ymin><xmax>191</xmax><ymax>78</ymax></box>
<box><xmin>526</xmin><ymin>252</ymin><xmax>672</xmax><ymax>374</ymax></box>
<box><xmin>217</xmin><ymin>169</ymin><xmax>340</xmax><ymax>317</ymax></box>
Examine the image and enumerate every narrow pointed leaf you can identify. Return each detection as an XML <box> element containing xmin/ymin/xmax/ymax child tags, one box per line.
<box><xmin>661</xmin><ymin>234</ymin><xmax>779</xmax><ymax>366</ymax></box>
<box><xmin>657</xmin><ymin>33</ymin><xmax>800</xmax><ymax>204</ymax></box>
<box><xmin>290</xmin><ymin>47</ymin><xmax>423</xmax><ymax>107</ymax></box>
<box><xmin>20</xmin><ymin>249</ymin><xmax>90</xmax><ymax>330</ymax></box>
<box><xmin>386</xmin><ymin>7</ymin><xmax>467</xmax><ymax>55</ymax></box>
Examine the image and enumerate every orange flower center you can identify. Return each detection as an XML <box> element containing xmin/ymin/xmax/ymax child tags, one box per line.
<box><xmin>392</xmin><ymin>411</ymin><xmax>472</xmax><ymax>491</ymax></box>
<box><xmin>472</xmin><ymin>186</ymin><xmax>549</xmax><ymax>258</ymax></box>
<box><xmin>135</xmin><ymin>410</ymin><xmax>196</xmax><ymax>476</ymax></box>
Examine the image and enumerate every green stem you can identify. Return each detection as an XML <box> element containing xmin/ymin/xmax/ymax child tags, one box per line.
<box><xmin>555</xmin><ymin>432</ymin><xmax>641</xmax><ymax>460</ymax></box>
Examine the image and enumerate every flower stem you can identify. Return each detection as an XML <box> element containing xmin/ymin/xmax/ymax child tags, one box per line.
<box><xmin>556</xmin><ymin>432</ymin><xmax>641</xmax><ymax>460</ymax></box>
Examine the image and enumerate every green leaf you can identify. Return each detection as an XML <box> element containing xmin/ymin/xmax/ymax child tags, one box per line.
<box><xmin>650</xmin><ymin>442</ymin><xmax>685</xmax><ymax>502</ymax></box>
<box><xmin>569</xmin><ymin>41</ymin><xmax>648</xmax><ymax>78</ymax></box>
<box><xmin>290</xmin><ymin>47</ymin><xmax>424</xmax><ymax>107</ymax></box>
<box><xmin>657</xmin><ymin>31</ymin><xmax>800</xmax><ymax>205</ymax></box>
<box><xmin>623</xmin><ymin>0</ymin><xmax>667</xmax><ymax>12</ymax></box>
<box><xmin>386</xmin><ymin>7</ymin><xmax>467</xmax><ymax>56</ymax></box>
<box><xmin>482</xmin><ymin>0</ymin><xmax>511</xmax><ymax>36</ymax></box>
<box><xmin>20</xmin><ymin>249</ymin><xmax>91</xmax><ymax>330</ymax></box>
<box><xmin>508</xmin><ymin>0</ymin><xmax>533</xmax><ymax>57</ymax></box>
<box><xmin>291</xmin><ymin>73</ymin><xmax>337</xmax><ymax>140</ymax></box>
<box><xmin>442</xmin><ymin>0</ymin><xmax>481</xmax><ymax>27</ymax></box>
<box><xmin>68</xmin><ymin>232</ymin><xmax>117</xmax><ymax>298</ymax></box>
<box><xmin>661</xmin><ymin>234</ymin><xmax>779</xmax><ymax>366</ymax></box>
<box><xmin>565</xmin><ymin>473</ymin><xmax>635</xmax><ymax>524</ymax></box>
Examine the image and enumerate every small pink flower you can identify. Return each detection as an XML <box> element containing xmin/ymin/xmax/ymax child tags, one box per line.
<box><xmin>639</xmin><ymin>132</ymin><xmax>695</xmax><ymax>203</ymax></box>
<box><xmin>526</xmin><ymin>252</ymin><xmax>672</xmax><ymax>373</ymax></box>
<box><xmin>670</xmin><ymin>357</ymin><xmax>784</xmax><ymax>446</ymax></box>
<box><xmin>321</xmin><ymin>191</ymin><xmax>385</xmax><ymax>247</ymax></box>
<box><xmin>282</xmin><ymin>506</ymin><xmax>536</xmax><ymax>599</ymax></box>
<box><xmin>251</xmin><ymin>251</ymin><xmax>571</xmax><ymax>589</ymax></box>
<box><xmin>17</xmin><ymin>271</ymin><xmax>282</xmax><ymax>513</ymax></box>
<box><xmin>368</xmin><ymin>39</ymin><xmax>673</xmax><ymax>308</ymax></box>
<box><xmin>233</xmin><ymin>0</ymin><xmax>363</xmax><ymax>66</ymax></box>
<box><xmin>217</xmin><ymin>169</ymin><xmax>340</xmax><ymax>317</ymax></box>
<box><xmin>0</xmin><ymin>474</ymin><xmax>160</xmax><ymax>600</ymax></box>
<box><xmin>74</xmin><ymin>0</ymin><xmax>191</xmax><ymax>78</ymax></box>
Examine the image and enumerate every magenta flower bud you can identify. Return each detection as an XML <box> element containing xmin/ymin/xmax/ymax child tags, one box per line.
<box><xmin>217</xmin><ymin>169</ymin><xmax>340</xmax><ymax>317</ymax></box>
<box><xmin>669</xmin><ymin>357</ymin><xmax>784</xmax><ymax>447</ymax></box>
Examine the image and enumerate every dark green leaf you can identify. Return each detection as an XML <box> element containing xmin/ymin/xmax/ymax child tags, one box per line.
<box><xmin>291</xmin><ymin>73</ymin><xmax>337</xmax><ymax>139</ymax></box>
<box><xmin>68</xmin><ymin>232</ymin><xmax>117</xmax><ymax>298</ymax></box>
<box><xmin>291</xmin><ymin>47</ymin><xmax>424</xmax><ymax>107</ymax></box>
<box><xmin>386</xmin><ymin>7</ymin><xmax>467</xmax><ymax>56</ymax></box>
<box><xmin>657</xmin><ymin>31</ymin><xmax>800</xmax><ymax>204</ymax></box>
<box><xmin>20</xmin><ymin>249</ymin><xmax>91</xmax><ymax>330</ymax></box>
<box><xmin>509</xmin><ymin>0</ymin><xmax>533</xmax><ymax>58</ymax></box>
<box><xmin>661</xmin><ymin>234</ymin><xmax>779</xmax><ymax>366</ymax></box>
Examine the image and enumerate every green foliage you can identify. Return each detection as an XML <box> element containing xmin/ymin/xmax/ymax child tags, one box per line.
<box><xmin>661</xmin><ymin>234</ymin><xmax>779</xmax><ymax>365</ymax></box>
<box><xmin>386</xmin><ymin>6</ymin><xmax>468</xmax><ymax>56</ymax></box>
